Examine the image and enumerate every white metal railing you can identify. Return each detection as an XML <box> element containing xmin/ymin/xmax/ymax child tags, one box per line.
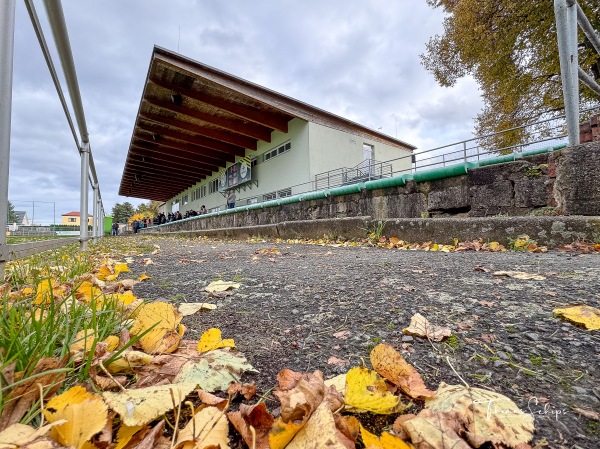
<box><xmin>554</xmin><ymin>0</ymin><xmax>600</xmax><ymax>145</ymax></box>
<box><xmin>0</xmin><ymin>0</ymin><xmax>105</xmax><ymax>277</ymax></box>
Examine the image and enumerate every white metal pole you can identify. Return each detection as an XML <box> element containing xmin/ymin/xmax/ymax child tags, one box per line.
<box><xmin>80</xmin><ymin>143</ymin><xmax>90</xmax><ymax>251</ymax></box>
<box><xmin>554</xmin><ymin>0</ymin><xmax>580</xmax><ymax>146</ymax></box>
<box><xmin>92</xmin><ymin>183</ymin><xmax>98</xmax><ymax>244</ymax></box>
<box><xmin>0</xmin><ymin>0</ymin><xmax>16</xmax><ymax>277</ymax></box>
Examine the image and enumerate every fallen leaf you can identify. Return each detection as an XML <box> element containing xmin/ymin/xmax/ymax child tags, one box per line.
<box><xmin>480</xmin><ymin>334</ymin><xmax>496</xmax><ymax>344</ymax></box>
<box><xmin>196</xmin><ymin>328</ymin><xmax>235</xmax><ymax>353</ymax></box>
<box><xmin>544</xmin><ymin>291</ymin><xmax>557</xmax><ymax>297</ymax></box>
<box><xmin>473</xmin><ymin>266</ymin><xmax>491</xmax><ymax>272</ymax></box>
<box><xmin>370</xmin><ymin>344</ymin><xmax>435</xmax><ymax>399</ymax></box>
<box><xmin>324</xmin><ymin>374</ymin><xmax>346</xmax><ymax>396</ymax></box>
<box><xmin>114</xmin><ymin>424</ymin><xmax>146</xmax><ymax>449</ymax></box>
<box><xmin>103</xmin><ymin>383</ymin><xmax>197</xmax><ymax>426</ymax></box>
<box><xmin>43</xmin><ymin>386</ymin><xmax>108</xmax><ymax>449</ymax></box>
<box><xmin>178</xmin><ymin>302</ymin><xmax>217</xmax><ymax>316</ymax></box>
<box><xmin>360</xmin><ymin>424</ymin><xmax>412</xmax><ymax>449</ymax></box>
<box><xmin>130</xmin><ymin>302</ymin><xmax>183</xmax><ymax>354</ymax></box>
<box><xmin>174</xmin><ymin>406</ymin><xmax>230</xmax><ymax>449</ymax></box>
<box><xmin>0</xmin><ymin>421</ymin><xmax>66</xmax><ymax>448</ymax></box>
<box><xmin>553</xmin><ymin>305</ymin><xmax>600</xmax><ymax>330</ymax></box>
<box><xmin>106</xmin><ymin>350</ymin><xmax>154</xmax><ymax>373</ymax></box>
<box><xmin>425</xmin><ymin>383</ymin><xmax>534</xmax><ymax>448</ymax></box>
<box><xmin>139</xmin><ymin>273</ymin><xmax>151</xmax><ymax>281</ymax></box>
<box><xmin>205</xmin><ymin>280</ymin><xmax>241</xmax><ymax>293</ymax></box>
<box><xmin>403</xmin><ymin>313</ymin><xmax>452</xmax><ymax>342</ymax></box>
<box><xmin>332</xmin><ymin>330</ymin><xmax>351</xmax><ymax>340</ymax></box>
<box><xmin>344</xmin><ymin>367</ymin><xmax>404</xmax><ymax>414</ymax></box>
<box><xmin>398</xmin><ymin>409</ymin><xmax>470</xmax><ymax>449</ymax></box>
<box><xmin>285</xmin><ymin>400</ymin><xmax>351</xmax><ymax>449</ymax></box>
<box><xmin>572</xmin><ymin>407</ymin><xmax>600</xmax><ymax>421</ymax></box>
<box><xmin>173</xmin><ymin>349</ymin><xmax>257</xmax><ymax>392</ymax></box>
<box><xmin>228</xmin><ymin>403</ymin><xmax>274</xmax><ymax>449</ymax></box>
<box><xmin>493</xmin><ymin>271</ymin><xmax>546</xmax><ymax>281</ymax></box>
<box><xmin>478</xmin><ymin>300</ymin><xmax>495</xmax><ymax>308</ymax></box>
<box><xmin>327</xmin><ymin>356</ymin><xmax>348</xmax><ymax>367</ymax></box>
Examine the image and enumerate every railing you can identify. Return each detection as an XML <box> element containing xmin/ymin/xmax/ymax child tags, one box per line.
<box><xmin>0</xmin><ymin>0</ymin><xmax>105</xmax><ymax>276</ymax></box>
<box><xmin>554</xmin><ymin>0</ymin><xmax>600</xmax><ymax>144</ymax></box>
<box><xmin>315</xmin><ymin>159</ymin><xmax>394</xmax><ymax>190</ymax></box>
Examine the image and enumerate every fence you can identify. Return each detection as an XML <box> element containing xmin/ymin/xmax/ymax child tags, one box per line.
<box><xmin>0</xmin><ymin>0</ymin><xmax>105</xmax><ymax>277</ymax></box>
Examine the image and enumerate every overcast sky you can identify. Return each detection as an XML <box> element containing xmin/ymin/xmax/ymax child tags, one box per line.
<box><xmin>7</xmin><ymin>0</ymin><xmax>483</xmax><ymax>225</ymax></box>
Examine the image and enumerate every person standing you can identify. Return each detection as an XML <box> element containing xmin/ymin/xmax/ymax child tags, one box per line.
<box><xmin>111</xmin><ymin>222</ymin><xmax>119</xmax><ymax>236</ymax></box>
<box><xmin>226</xmin><ymin>190</ymin><xmax>236</xmax><ymax>209</ymax></box>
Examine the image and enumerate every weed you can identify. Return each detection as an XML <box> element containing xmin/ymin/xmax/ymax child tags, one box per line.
<box><xmin>420</xmin><ymin>212</ymin><xmax>430</xmax><ymax>219</ymax></box>
<box><xmin>444</xmin><ymin>334</ymin><xmax>462</xmax><ymax>350</ymax></box>
<box><xmin>529</xmin><ymin>354</ymin><xmax>543</xmax><ymax>366</ymax></box>
<box><xmin>365</xmin><ymin>220</ymin><xmax>386</xmax><ymax>243</ymax></box>
<box><xmin>386</xmin><ymin>322</ymin><xmax>395</xmax><ymax>330</ymax></box>
<box><xmin>507</xmin><ymin>234</ymin><xmax>537</xmax><ymax>251</ymax></box>
<box><xmin>168</xmin><ymin>293</ymin><xmax>187</xmax><ymax>302</ymax></box>
<box><xmin>468</xmin><ymin>373</ymin><xmax>491</xmax><ymax>383</ymax></box>
<box><xmin>529</xmin><ymin>206</ymin><xmax>559</xmax><ymax>216</ymax></box>
<box><xmin>232</xmin><ymin>274</ymin><xmax>244</xmax><ymax>282</ymax></box>
<box><xmin>372</xmin><ymin>337</ymin><xmax>383</xmax><ymax>344</ymax></box>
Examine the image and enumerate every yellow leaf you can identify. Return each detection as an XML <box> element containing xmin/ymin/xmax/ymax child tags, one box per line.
<box><xmin>425</xmin><ymin>383</ymin><xmax>534</xmax><ymax>448</ymax></box>
<box><xmin>96</xmin><ymin>264</ymin><xmax>112</xmax><ymax>281</ymax></box>
<box><xmin>360</xmin><ymin>424</ymin><xmax>412</xmax><ymax>449</ymax></box>
<box><xmin>114</xmin><ymin>290</ymin><xmax>137</xmax><ymax>306</ymax></box>
<box><xmin>553</xmin><ymin>305</ymin><xmax>600</xmax><ymax>330</ymax></box>
<box><xmin>493</xmin><ymin>271</ymin><xmax>546</xmax><ymax>280</ymax></box>
<box><xmin>178</xmin><ymin>302</ymin><xmax>217</xmax><ymax>316</ymax></box>
<box><xmin>114</xmin><ymin>425</ymin><xmax>144</xmax><ymax>449</ymax></box>
<box><xmin>107</xmin><ymin>350</ymin><xmax>153</xmax><ymax>373</ymax></box>
<box><xmin>34</xmin><ymin>278</ymin><xmax>55</xmax><ymax>304</ymax></box>
<box><xmin>130</xmin><ymin>302</ymin><xmax>183</xmax><ymax>354</ymax></box>
<box><xmin>69</xmin><ymin>329</ymin><xmax>97</xmax><ymax>354</ymax></box>
<box><xmin>344</xmin><ymin>366</ymin><xmax>404</xmax><ymax>414</ymax></box>
<box><xmin>139</xmin><ymin>273</ymin><xmax>151</xmax><ymax>281</ymax></box>
<box><xmin>197</xmin><ymin>328</ymin><xmax>235</xmax><ymax>353</ymax></box>
<box><xmin>43</xmin><ymin>386</ymin><xmax>108</xmax><ymax>449</ymax></box>
<box><xmin>103</xmin><ymin>335</ymin><xmax>120</xmax><ymax>352</ymax></box>
<box><xmin>114</xmin><ymin>263</ymin><xmax>130</xmax><ymax>274</ymax></box>
<box><xmin>174</xmin><ymin>406</ymin><xmax>230</xmax><ymax>449</ymax></box>
<box><xmin>269</xmin><ymin>418</ymin><xmax>305</xmax><ymax>449</ymax></box>
<box><xmin>0</xmin><ymin>421</ymin><xmax>66</xmax><ymax>447</ymax></box>
<box><xmin>105</xmin><ymin>274</ymin><xmax>119</xmax><ymax>282</ymax></box>
<box><xmin>103</xmin><ymin>383</ymin><xmax>197</xmax><ymax>426</ymax></box>
<box><xmin>75</xmin><ymin>281</ymin><xmax>103</xmax><ymax>303</ymax></box>
<box><xmin>205</xmin><ymin>280</ymin><xmax>240</xmax><ymax>293</ymax></box>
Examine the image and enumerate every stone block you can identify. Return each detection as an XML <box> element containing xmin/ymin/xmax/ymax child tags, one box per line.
<box><xmin>554</xmin><ymin>142</ymin><xmax>600</xmax><ymax>215</ymax></box>
<box><xmin>470</xmin><ymin>180</ymin><xmax>514</xmax><ymax>214</ymax></box>
<box><xmin>428</xmin><ymin>185</ymin><xmax>470</xmax><ymax>211</ymax></box>
<box><xmin>514</xmin><ymin>177</ymin><xmax>548</xmax><ymax>208</ymax></box>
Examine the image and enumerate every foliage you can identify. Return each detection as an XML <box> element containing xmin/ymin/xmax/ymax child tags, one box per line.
<box><xmin>7</xmin><ymin>200</ymin><xmax>17</xmax><ymax>223</ymax></box>
<box><xmin>135</xmin><ymin>200</ymin><xmax>160</xmax><ymax>219</ymax></box>
<box><xmin>111</xmin><ymin>202</ymin><xmax>135</xmax><ymax>224</ymax></box>
<box><xmin>128</xmin><ymin>212</ymin><xmax>146</xmax><ymax>225</ymax></box>
<box><xmin>422</xmin><ymin>0</ymin><xmax>600</xmax><ymax>147</ymax></box>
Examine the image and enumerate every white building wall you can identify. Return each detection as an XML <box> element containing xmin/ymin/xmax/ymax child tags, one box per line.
<box><xmin>171</xmin><ymin>118</ymin><xmax>310</xmax><ymax>212</ymax></box>
<box><xmin>307</xmin><ymin>122</ymin><xmax>413</xmax><ymax>180</ymax></box>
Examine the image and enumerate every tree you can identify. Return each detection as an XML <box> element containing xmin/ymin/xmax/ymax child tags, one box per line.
<box><xmin>112</xmin><ymin>202</ymin><xmax>135</xmax><ymax>224</ymax></box>
<box><xmin>422</xmin><ymin>0</ymin><xmax>600</xmax><ymax>148</ymax></box>
<box><xmin>7</xmin><ymin>201</ymin><xmax>17</xmax><ymax>223</ymax></box>
<box><xmin>135</xmin><ymin>200</ymin><xmax>160</xmax><ymax>219</ymax></box>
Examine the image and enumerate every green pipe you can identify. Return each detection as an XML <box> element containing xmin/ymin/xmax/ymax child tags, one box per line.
<box><xmin>261</xmin><ymin>199</ymin><xmax>281</xmax><ymax>208</ymax></box>
<box><xmin>478</xmin><ymin>154</ymin><xmax>516</xmax><ymax>167</ymax></box>
<box><xmin>412</xmin><ymin>162</ymin><xmax>470</xmax><ymax>182</ymax></box>
<box><xmin>364</xmin><ymin>174</ymin><xmax>411</xmax><ymax>190</ymax></box>
<box><xmin>302</xmin><ymin>190</ymin><xmax>329</xmax><ymax>201</ymax></box>
<box><xmin>329</xmin><ymin>183</ymin><xmax>365</xmax><ymax>196</ymax></box>
<box><xmin>279</xmin><ymin>195</ymin><xmax>302</xmax><ymax>205</ymax></box>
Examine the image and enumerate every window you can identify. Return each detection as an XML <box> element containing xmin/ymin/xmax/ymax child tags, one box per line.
<box><xmin>278</xmin><ymin>188</ymin><xmax>292</xmax><ymax>198</ymax></box>
<box><xmin>251</xmin><ymin>157</ymin><xmax>258</xmax><ymax>168</ymax></box>
<box><xmin>263</xmin><ymin>192</ymin><xmax>276</xmax><ymax>201</ymax></box>
<box><xmin>264</xmin><ymin>141</ymin><xmax>291</xmax><ymax>161</ymax></box>
<box><xmin>182</xmin><ymin>194</ymin><xmax>189</xmax><ymax>205</ymax></box>
<box><xmin>192</xmin><ymin>186</ymin><xmax>206</xmax><ymax>201</ymax></box>
<box><xmin>201</xmin><ymin>185</ymin><xmax>206</xmax><ymax>198</ymax></box>
<box><xmin>210</xmin><ymin>206</ymin><xmax>221</xmax><ymax>213</ymax></box>
<box><xmin>247</xmin><ymin>197</ymin><xmax>258</xmax><ymax>205</ymax></box>
<box><xmin>68</xmin><ymin>217</ymin><xmax>76</xmax><ymax>223</ymax></box>
<box><xmin>209</xmin><ymin>179</ymin><xmax>219</xmax><ymax>194</ymax></box>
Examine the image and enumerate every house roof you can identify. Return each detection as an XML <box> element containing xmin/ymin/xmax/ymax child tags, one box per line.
<box><xmin>119</xmin><ymin>46</ymin><xmax>416</xmax><ymax>202</ymax></box>
<box><xmin>62</xmin><ymin>212</ymin><xmax>92</xmax><ymax>217</ymax></box>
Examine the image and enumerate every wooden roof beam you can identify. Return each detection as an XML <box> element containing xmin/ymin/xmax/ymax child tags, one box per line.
<box><xmin>139</xmin><ymin>110</ymin><xmax>258</xmax><ymax>150</ymax></box>
<box><xmin>134</xmin><ymin>132</ymin><xmax>234</xmax><ymax>164</ymax></box>
<box><xmin>129</xmin><ymin>147</ymin><xmax>215</xmax><ymax>175</ymax></box>
<box><xmin>126</xmin><ymin>156</ymin><xmax>211</xmax><ymax>179</ymax></box>
<box><xmin>148</xmin><ymin>78</ymin><xmax>291</xmax><ymax>133</ymax></box>
<box><xmin>143</xmin><ymin>98</ymin><xmax>272</xmax><ymax>142</ymax></box>
<box><xmin>137</xmin><ymin>121</ymin><xmax>246</xmax><ymax>157</ymax></box>
<box><xmin>124</xmin><ymin>162</ymin><xmax>201</xmax><ymax>183</ymax></box>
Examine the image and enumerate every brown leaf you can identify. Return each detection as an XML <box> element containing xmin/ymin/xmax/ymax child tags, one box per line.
<box><xmin>572</xmin><ymin>407</ymin><xmax>600</xmax><ymax>421</ymax></box>
<box><xmin>479</xmin><ymin>300</ymin><xmax>495</xmax><ymax>308</ymax></box>
<box><xmin>327</xmin><ymin>356</ymin><xmax>348</xmax><ymax>367</ymax></box>
<box><xmin>370</xmin><ymin>344</ymin><xmax>436</xmax><ymax>399</ymax></box>
<box><xmin>227</xmin><ymin>403</ymin><xmax>274</xmax><ymax>449</ymax></box>
<box><xmin>473</xmin><ymin>266</ymin><xmax>491</xmax><ymax>272</ymax></box>
<box><xmin>399</xmin><ymin>409</ymin><xmax>470</xmax><ymax>449</ymax></box>
<box><xmin>403</xmin><ymin>313</ymin><xmax>452</xmax><ymax>342</ymax></box>
<box><xmin>198</xmin><ymin>390</ymin><xmax>228</xmax><ymax>409</ymax></box>
<box><xmin>0</xmin><ymin>357</ymin><xmax>66</xmax><ymax>431</ymax></box>
<box><xmin>480</xmin><ymin>333</ymin><xmax>496</xmax><ymax>344</ymax></box>
<box><xmin>135</xmin><ymin>420</ymin><xmax>166</xmax><ymax>449</ymax></box>
<box><xmin>332</xmin><ymin>330</ymin><xmax>351</xmax><ymax>340</ymax></box>
<box><xmin>274</xmin><ymin>370</ymin><xmax>325</xmax><ymax>423</ymax></box>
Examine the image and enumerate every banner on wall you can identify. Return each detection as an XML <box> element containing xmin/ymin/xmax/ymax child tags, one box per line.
<box><xmin>219</xmin><ymin>160</ymin><xmax>252</xmax><ymax>191</ymax></box>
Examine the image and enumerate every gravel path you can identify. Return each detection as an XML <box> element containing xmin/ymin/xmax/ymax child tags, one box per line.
<box><xmin>128</xmin><ymin>236</ymin><xmax>600</xmax><ymax>448</ymax></box>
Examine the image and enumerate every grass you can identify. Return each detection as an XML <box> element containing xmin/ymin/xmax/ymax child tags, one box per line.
<box><xmin>0</xmin><ymin>238</ymin><xmax>150</xmax><ymax>426</ymax></box>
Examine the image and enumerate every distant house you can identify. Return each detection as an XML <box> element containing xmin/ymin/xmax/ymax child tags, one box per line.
<box><xmin>61</xmin><ymin>211</ymin><xmax>93</xmax><ymax>226</ymax></box>
<box><xmin>13</xmin><ymin>211</ymin><xmax>31</xmax><ymax>226</ymax></box>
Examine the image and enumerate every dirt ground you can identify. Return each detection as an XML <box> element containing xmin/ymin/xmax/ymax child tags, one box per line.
<box><xmin>128</xmin><ymin>235</ymin><xmax>600</xmax><ymax>448</ymax></box>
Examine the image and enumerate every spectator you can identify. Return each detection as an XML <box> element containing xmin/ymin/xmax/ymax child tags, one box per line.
<box><xmin>160</xmin><ymin>213</ymin><xmax>167</xmax><ymax>224</ymax></box>
<box><xmin>111</xmin><ymin>222</ymin><xmax>119</xmax><ymax>236</ymax></box>
<box><xmin>132</xmin><ymin>220</ymin><xmax>139</xmax><ymax>234</ymax></box>
<box><xmin>226</xmin><ymin>190</ymin><xmax>236</xmax><ymax>209</ymax></box>
<box><xmin>199</xmin><ymin>205</ymin><xmax>207</xmax><ymax>214</ymax></box>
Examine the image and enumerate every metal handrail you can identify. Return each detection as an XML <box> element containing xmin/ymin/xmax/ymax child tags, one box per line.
<box><xmin>0</xmin><ymin>0</ymin><xmax>106</xmax><ymax>276</ymax></box>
